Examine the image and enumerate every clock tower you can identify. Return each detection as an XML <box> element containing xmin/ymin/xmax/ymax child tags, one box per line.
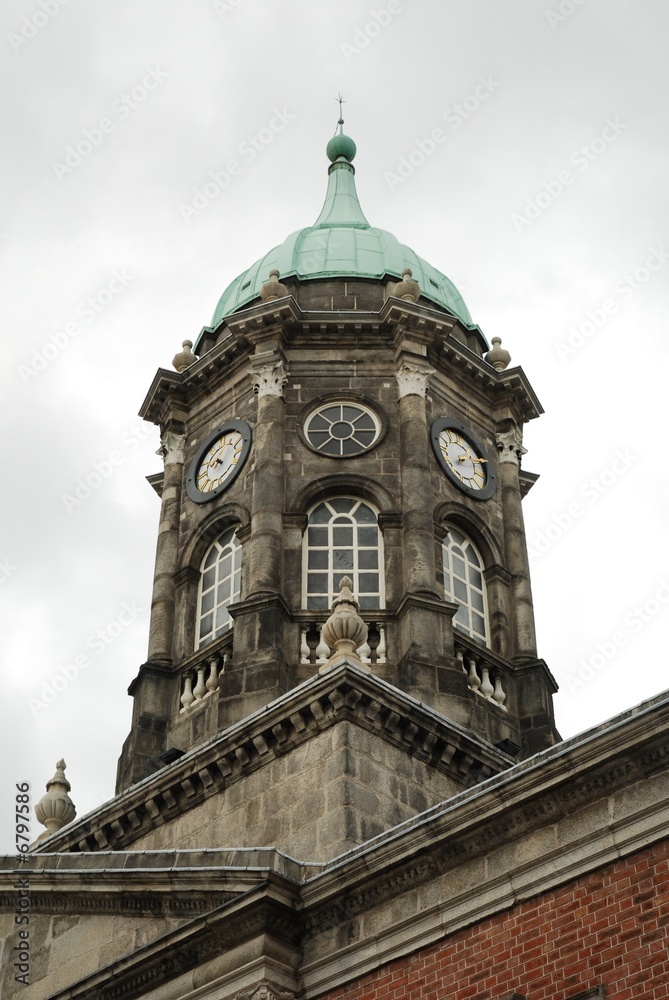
<box><xmin>115</xmin><ymin>121</ymin><xmax>559</xmax><ymax>803</ymax></box>
<box><xmin>18</xmin><ymin>119</ymin><xmax>669</xmax><ymax>1000</ymax></box>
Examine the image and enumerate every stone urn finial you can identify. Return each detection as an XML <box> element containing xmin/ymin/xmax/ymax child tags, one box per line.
<box><xmin>260</xmin><ymin>269</ymin><xmax>288</xmax><ymax>302</ymax></box>
<box><xmin>393</xmin><ymin>268</ymin><xmax>421</xmax><ymax>303</ymax></box>
<box><xmin>35</xmin><ymin>760</ymin><xmax>76</xmax><ymax>841</ymax></box>
<box><xmin>485</xmin><ymin>336</ymin><xmax>511</xmax><ymax>371</ymax></box>
<box><xmin>172</xmin><ymin>339</ymin><xmax>196</xmax><ymax>372</ymax></box>
<box><xmin>320</xmin><ymin>576</ymin><xmax>368</xmax><ymax>670</ymax></box>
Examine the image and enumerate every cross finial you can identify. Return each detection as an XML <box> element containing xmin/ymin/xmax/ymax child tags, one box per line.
<box><xmin>335</xmin><ymin>93</ymin><xmax>346</xmax><ymax>133</ymax></box>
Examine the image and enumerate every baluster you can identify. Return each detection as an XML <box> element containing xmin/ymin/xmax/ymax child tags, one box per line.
<box><xmin>455</xmin><ymin>646</ymin><xmax>466</xmax><ymax>673</ymax></box>
<box><xmin>300</xmin><ymin>628</ymin><xmax>311</xmax><ymax>664</ymax></box>
<box><xmin>376</xmin><ymin>624</ymin><xmax>387</xmax><ymax>663</ymax></box>
<box><xmin>180</xmin><ymin>673</ymin><xmax>194</xmax><ymax>712</ymax></box>
<box><xmin>357</xmin><ymin>638</ymin><xmax>371</xmax><ymax>663</ymax></box>
<box><xmin>493</xmin><ymin>673</ymin><xmax>507</xmax><ymax>708</ymax></box>
<box><xmin>205</xmin><ymin>655</ymin><xmax>220</xmax><ymax>694</ymax></box>
<box><xmin>193</xmin><ymin>664</ymin><xmax>207</xmax><ymax>702</ymax></box>
<box><xmin>480</xmin><ymin>664</ymin><xmax>494</xmax><ymax>700</ymax></box>
<box><xmin>315</xmin><ymin>626</ymin><xmax>330</xmax><ymax>664</ymax></box>
<box><xmin>467</xmin><ymin>654</ymin><xmax>481</xmax><ymax>692</ymax></box>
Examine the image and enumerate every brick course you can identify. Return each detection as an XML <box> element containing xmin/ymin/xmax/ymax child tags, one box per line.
<box><xmin>319</xmin><ymin>839</ymin><xmax>669</xmax><ymax>1000</ymax></box>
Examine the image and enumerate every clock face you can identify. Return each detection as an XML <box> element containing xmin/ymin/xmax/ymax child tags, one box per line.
<box><xmin>430</xmin><ymin>417</ymin><xmax>496</xmax><ymax>500</ymax></box>
<box><xmin>186</xmin><ymin>420</ymin><xmax>252</xmax><ymax>503</ymax></box>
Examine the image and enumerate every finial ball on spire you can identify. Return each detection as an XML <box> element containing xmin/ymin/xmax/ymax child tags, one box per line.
<box><xmin>326</xmin><ymin>133</ymin><xmax>357</xmax><ymax>163</ymax></box>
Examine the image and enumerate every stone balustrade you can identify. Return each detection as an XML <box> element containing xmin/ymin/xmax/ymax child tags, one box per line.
<box><xmin>179</xmin><ymin>635</ymin><xmax>233</xmax><ymax>713</ymax></box>
<box><xmin>455</xmin><ymin>639</ymin><xmax>507</xmax><ymax>710</ymax></box>
<box><xmin>300</xmin><ymin>620</ymin><xmax>387</xmax><ymax>667</ymax></box>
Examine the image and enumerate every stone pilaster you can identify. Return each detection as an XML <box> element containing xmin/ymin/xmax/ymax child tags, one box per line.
<box><xmin>115</xmin><ymin>429</ymin><xmax>184</xmax><ymax>792</ymax></box>
<box><xmin>394</xmin><ymin>361</ymin><xmax>467</xmax><ymax>716</ymax></box>
<box><xmin>247</xmin><ymin>357</ymin><xmax>287</xmax><ymax>596</ymax></box>
<box><xmin>222</xmin><ymin>356</ymin><xmax>290</xmax><ymax>717</ymax></box>
<box><xmin>395</xmin><ymin>361</ymin><xmax>437</xmax><ymax>596</ymax></box>
<box><xmin>147</xmin><ymin>430</ymin><xmax>185</xmax><ymax>663</ymax></box>
<box><xmin>496</xmin><ymin>422</ymin><xmax>537</xmax><ymax>660</ymax></box>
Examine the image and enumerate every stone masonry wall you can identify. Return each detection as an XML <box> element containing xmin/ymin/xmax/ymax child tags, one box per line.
<box><xmin>317</xmin><ymin>837</ymin><xmax>669</xmax><ymax>1000</ymax></box>
<box><xmin>0</xmin><ymin>911</ymin><xmax>185</xmax><ymax>1000</ymax></box>
<box><xmin>127</xmin><ymin>722</ymin><xmax>460</xmax><ymax>862</ymax></box>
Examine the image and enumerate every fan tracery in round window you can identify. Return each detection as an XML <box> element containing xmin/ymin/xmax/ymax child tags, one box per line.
<box><xmin>304</xmin><ymin>402</ymin><xmax>380</xmax><ymax>457</ymax></box>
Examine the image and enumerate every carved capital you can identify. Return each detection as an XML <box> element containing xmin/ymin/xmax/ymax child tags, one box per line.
<box><xmin>250</xmin><ymin>360</ymin><xmax>288</xmax><ymax>399</ymax></box>
<box><xmin>156</xmin><ymin>431</ymin><xmax>186</xmax><ymax>466</ymax></box>
<box><xmin>395</xmin><ymin>362</ymin><xmax>435</xmax><ymax>398</ymax></box>
<box><xmin>496</xmin><ymin>424</ymin><xmax>527</xmax><ymax>465</ymax></box>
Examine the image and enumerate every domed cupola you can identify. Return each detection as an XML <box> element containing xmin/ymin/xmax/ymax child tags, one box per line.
<box><xmin>204</xmin><ymin>121</ymin><xmax>475</xmax><ymax>334</ymax></box>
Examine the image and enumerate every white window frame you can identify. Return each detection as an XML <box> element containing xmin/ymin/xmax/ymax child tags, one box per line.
<box><xmin>302</xmin><ymin>498</ymin><xmax>385</xmax><ymax>610</ymax></box>
<box><xmin>303</xmin><ymin>401</ymin><xmax>381</xmax><ymax>457</ymax></box>
<box><xmin>196</xmin><ymin>527</ymin><xmax>242</xmax><ymax>649</ymax></box>
<box><xmin>442</xmin><ymin>526</ymin><xmax>488</xmax><ymax>643</ymax></box>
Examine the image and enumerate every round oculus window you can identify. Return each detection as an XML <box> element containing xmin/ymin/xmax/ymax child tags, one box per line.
<box><xmin>304</xmin><ymin>402</ymin><xmax>381</xmax><ymax>457</ymax></box>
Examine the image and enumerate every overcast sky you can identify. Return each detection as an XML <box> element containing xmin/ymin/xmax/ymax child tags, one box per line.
<box><xmin>1</xmin><ymin>0</ymin><xmax>668</xmax><ymax>854</ymax></box>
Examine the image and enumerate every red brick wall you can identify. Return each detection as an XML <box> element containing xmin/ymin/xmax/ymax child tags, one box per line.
<box><xmin>320</xmin><ymin>839</ymin><xmax>669</xmax><ymax>1000</ymax></box>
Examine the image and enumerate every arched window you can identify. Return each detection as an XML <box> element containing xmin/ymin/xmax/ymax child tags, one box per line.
<box><xmin>304</xmin><ymin>498</ymin><xmax>383</xmax><ymax>611</ymax></box>
<box><xmin>196</xmin><ymin>527</ymin><xmax>242</xmax><ymax>648</ymax></box>
<box><xmin>442</xmin><ymin>526</ymin><xmax>488</xmax><ymax>642</ymax></box>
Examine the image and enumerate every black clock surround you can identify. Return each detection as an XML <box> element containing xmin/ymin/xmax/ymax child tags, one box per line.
<box><xmin>430</xmin><ymin>416</ymin><xmax>497</xmax><ymax>500</ymax></box>
<box><xmin>186</xmin><ymin>419</ymin><xmax>252</xmax><ymax>503</ymax></box>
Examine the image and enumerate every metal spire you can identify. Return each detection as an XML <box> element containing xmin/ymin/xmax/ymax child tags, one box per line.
<box><xmin>335</xmin><ymin>93</ymin><xmax>346</xmax><ymax>135</ymax></box>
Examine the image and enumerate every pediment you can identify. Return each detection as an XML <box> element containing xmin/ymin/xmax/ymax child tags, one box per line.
<box><xmin>32</xmin><ymin>660</ymin><xmax>515</xmax><ymax>857</ymax></box>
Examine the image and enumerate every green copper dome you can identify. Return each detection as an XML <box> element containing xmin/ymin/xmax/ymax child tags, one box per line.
<box><xmin>209</xmin><ymin>132</ymin><xmax>474</xmax><ymax>329</ymax></box>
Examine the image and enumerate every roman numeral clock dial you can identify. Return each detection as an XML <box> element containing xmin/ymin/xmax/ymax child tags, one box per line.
<box><xmin>186</xmin><ymin>420</ymin><xmax>252</xmax><ymax>503</ymax></box>
<box><xmin>430</xmin><ymin>417</ymin><xmax>497</xmax><ymax>500</ymax></box>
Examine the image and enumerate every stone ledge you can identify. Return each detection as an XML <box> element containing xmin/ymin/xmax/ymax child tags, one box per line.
<box><xmin>299</xmin><ymin>772</ymin><xmax>669</xmax><ymax>996</ymax></box>
<box><xmin>33</xmin><ymin>662</ymin><xmax>514</xmax><ymax>856</ymax></box>
<box><xmin>4</xmin><ymin>691</ymin><xmax>669</xmax><ymax>998</ymax></box>
<box><xmin>441</xmin><ymin>338</ymin><xmax>542</xmax><ymax>421</ymax></box>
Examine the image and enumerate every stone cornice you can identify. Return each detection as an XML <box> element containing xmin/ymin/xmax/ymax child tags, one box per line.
<box><xmin>519</xmin><ymin>468</ymin><xmax>540</xmax><ymax>498</ymax></box>
<box><xmin>441</xmin><ymin>338</ymin><xmax>543</xmax><ymax>422</ymax></box>
<box><xmin>6</xmin><ymin>692</ymin><xmax>669</xmax><ymax>998</ymax></box>
<box><xmin>137</xmin><ymin>366</ymin><xmax>188</xmax><ymax>426</ymax></box>
<box><xmin>295</xmin><ymin>693</ymin><xmax>669</xmax><ymax>994</ymax></box>
<box><xmin>32</xmin><ymin>663</ymin><xmax>514</xmax><ymax>856</ymax></box>
<box><xmin>380</xmin><ymin>297</ymin><xmax>459</xmax><ymax>342</ymax></box>
<box><xmin>139</xmin><ymin>328</ymin><xmax>253</xmax><ymax>424</ymax></box>
<box><xmin>301</xmin><ymin>690</ymin><xmax>669</xmax><ymax>911</ymax></box>
<box><xmin>144</xmin><ymin>302</ymin><xmax>540</xmax><ymax>430</ymax></box>
<box><xmin>227</xmin><ymin>592</ymin><xmax>293</xmax><ymax>622</ymax></box>
<box><xmin>0</xmin><ymin>849</ymin><xmax>304</xmax><ymax>917</ymax></box>
<box><xmin>127</xmin><ymin>660</ymin><xmax>173</xmax><ymax>697</ymax></box>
